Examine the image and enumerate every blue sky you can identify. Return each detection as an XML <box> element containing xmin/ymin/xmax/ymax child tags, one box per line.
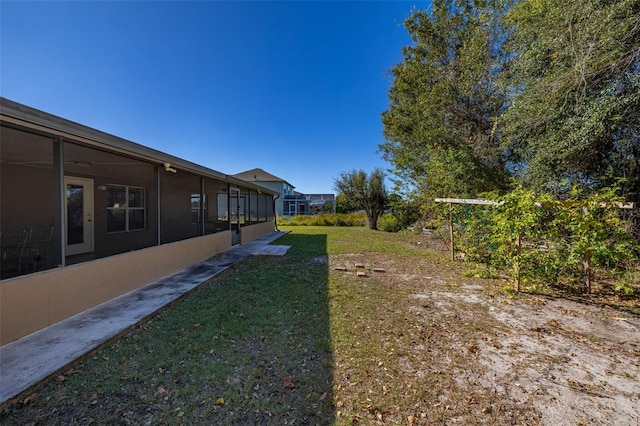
<box><xmin>1</xmin><ymin>1</ymin><xmax>421</xmax><ymax>194</ymax></box>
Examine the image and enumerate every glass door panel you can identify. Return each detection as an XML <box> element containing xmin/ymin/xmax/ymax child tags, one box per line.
<box><xmin>67</xmin><ymin>184</ymin><xmax>84</xmax><ymax>244</ymax></box>
<box><xmin>65</xmin><ymin>177</ymin><xmax>94</xmax><ymax>255</ymax></box>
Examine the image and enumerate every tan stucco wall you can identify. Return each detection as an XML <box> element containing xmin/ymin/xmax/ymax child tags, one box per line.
<box><xmin>0</xmin><ymin>231</ymin><xmax>231</xmax><ymax>346</ymax></box>
<box><xmin>239</xmin><ymin>221</ymin><xmax>275</xmax><ymax>244</ymax></box>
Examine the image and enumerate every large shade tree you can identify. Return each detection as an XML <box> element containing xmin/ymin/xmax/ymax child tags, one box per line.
<box><xmin>502</xmin><ymin>0</ymin><xmax>640</xmax><ymax>201</ymax></box>
<box><xmin>333</xmin><ymin>168</ymin><xmax>388</xmax><ymax>230</ymax></box>
<box><xmin>381</xmin><ymin>0</ymin><xmax>639</xmax><ymax>207</ymax></box>
<box><xmin>380</xmin><ymin>0</ymin><xmax>513</xmax><ymax>209</ymax></box>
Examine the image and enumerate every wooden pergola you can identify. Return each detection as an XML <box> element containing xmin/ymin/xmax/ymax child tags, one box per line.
<box><xmin>434</xmin><ymin>197</ymin><xmax>636</xmax><ymax>293</ymax></box>
<box><xmin>434</xmin><ymin>198</ymin><xmax>501</xmax><ymax>262</ymax></box>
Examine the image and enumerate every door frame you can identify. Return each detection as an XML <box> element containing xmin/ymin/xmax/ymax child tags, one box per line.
<box><xmin>64</xmin><ymin>176</ymin><xmax>95</xmax><ymax>256</ymax></box>
<box><xmin>229</xmin><ymin>186</ymin><xmax>240</xmax><ymax>245</ymax></box>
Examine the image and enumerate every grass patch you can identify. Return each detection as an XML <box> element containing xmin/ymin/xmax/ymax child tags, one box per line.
<box><xmin>2</xmin><ymin>232</ymin><xmax>335</xmax><ymax>425</ymax></box>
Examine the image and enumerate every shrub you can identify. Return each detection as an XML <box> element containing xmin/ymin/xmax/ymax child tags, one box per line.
<box><xmin>377</xmin><ymin>213</ymin><xmax>403</xmax><ymax>232</ymax></box>
<box><xmin>387</xmin><ymin>196</ymin><xmax>421</xmax><ymax>229</ymax></box>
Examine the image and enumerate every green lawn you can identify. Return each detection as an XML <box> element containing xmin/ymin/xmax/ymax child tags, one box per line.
<box><xmin>2</xmin><ymin>227</ymin><xmax>441</xmax><ymax>425</ymax></box>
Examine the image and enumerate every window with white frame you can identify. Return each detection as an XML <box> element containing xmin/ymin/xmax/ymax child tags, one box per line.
<box><xmin>107</xmin><ymin>185</ymin><xmax>145</xmax><ymax>232</ymax></box>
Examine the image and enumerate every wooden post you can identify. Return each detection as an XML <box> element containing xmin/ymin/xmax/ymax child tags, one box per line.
<box><xmin>584</xmin><ymin>250</ymin><xmax>592</xmax><ymax>294</ymax></box>
<box><xmin>449</xmin><ymin>202</ymin><xmax>455</xmax><ymax>261</ymax></box>
<box><xmin>581</xmin><ymin>206</ymin><xmax>591</xmax><ymax>294</ymax></box>
<box><xmin>515</xmin><ymin>234</ymin><xmax>522</xmax><ymax>292</ymax></box>
<box><xmin>434</xmin><ymin>198</ymin><xmax>501</xmax><ymax>263</ymax></box>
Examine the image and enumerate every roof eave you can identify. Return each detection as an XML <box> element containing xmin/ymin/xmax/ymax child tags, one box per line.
<box><xmin>0</xmin><ymin>97</ymin><xmax>277</xmax><ymax>195</ymax></box>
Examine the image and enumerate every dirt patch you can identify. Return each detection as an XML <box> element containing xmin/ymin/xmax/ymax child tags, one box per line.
<box><xmin>480</xmin><ymin>297</ymin><xmax>640</xmax><ymax>425</ymax></box>
<box><xmin>330</xmin><ymin>252</ymin><xmax>640</xmax><ymax>425</ymax></box>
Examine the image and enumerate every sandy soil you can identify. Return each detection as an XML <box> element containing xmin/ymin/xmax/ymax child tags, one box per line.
<box><xmin>333</xmin><ymin>250</ymin><xmax>640</xmax><ymax>425</ymax></box>
<box><xmin>414</xmin><ymin>280</ymin><xmax>639</xmax><ymax>425</ymax></box>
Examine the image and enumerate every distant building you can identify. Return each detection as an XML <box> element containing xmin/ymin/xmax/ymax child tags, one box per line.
<box><xmin>233</xmin><ymin>168</ymin><xmax>334</xmax><ymax>217</ymax></box>
<box><xmin>283</xmin><ymin>192</ymin><xmax>309</xmax><ymax>216</ymax></box>
<box><xmin>306</xmin><ymin>193</ymin><xmax>335</xmax><ymax>215</ymax></box>
<box><xmin>233</xmin><ymin>168</ymin><xmax>295</xmax><ymax>216</ymax></box>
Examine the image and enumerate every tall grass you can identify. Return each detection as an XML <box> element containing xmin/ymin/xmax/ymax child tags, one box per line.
<box><xmin>277</xmin><ymin>213</ymin><xmax>366</xmax><ymax>227</ymax></box>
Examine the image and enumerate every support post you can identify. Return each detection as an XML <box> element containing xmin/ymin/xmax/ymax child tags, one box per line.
<box><xmin>53</xmin><ymin>138</ymin><xmax>65</xmax><ymax>267</ymax></box>
<box><xmin>581</xmin><ymin>206</ymin><xmax>591</xmax><ymax>293</ymax></box>
<box><xmin>200</xmin><ymin>177</ymin><xmax>205</xmax><ymax>236</ymax></box>
<box><xmin>449</xmin><ymin>203</ymin><xmax>455</xmax><ymax>261</ymax></box>
<box><xmin>584</xmin><ymin>250</ymin><xmax>592</xmax><ymax>294</ymax></box>
<box><xmin>156</xmin><ymin>165</ymin><xmax>161</xmax><ymax>245</ymax></box>
<box><xmin>434</xmin><ymin>198</ymin><xmax>500</xmax><ymax>262</ymax></box>
<box><xmin>515</xmin><ymin>234</ymin><xmax>522</xmax><ymax>292</ymax></box>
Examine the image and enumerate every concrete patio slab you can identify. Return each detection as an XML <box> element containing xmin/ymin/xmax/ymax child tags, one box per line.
<box><xmin>252</xmin><ymin>244</ymin><xmax>291</xmax><ymax>256</ymax></box>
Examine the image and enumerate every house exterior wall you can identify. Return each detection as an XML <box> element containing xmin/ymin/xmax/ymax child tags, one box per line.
<box><xmin>249</xmin><ymin>181</ymin><xmax>286</xmax><ymax>215</ymax></box>
<box><xmin>276</xmin><ymin>193</ymin><xmax>284</xmax><ymax>216</ymax></box>
<box><xmin>159</xmin><ymin>170</ymin><xmax>201</xmax><ymax>244</ymax></box>
<box><xmin>0</xmin><ymin>97</ymin><xmax>279</xmax><ymax>346</ymax></box>
<box><xmin>204</xmin><ymin>178</ymin><xmax>229</xmax><ymax>233</ymax></box>
<box><xmin>64</xmin><ymin>141</ymin><xmax>160</xmax><ymax>261</ymax></box>
<box><xmin>0</xmin><ymin>128</ymin><xmax>55</xmax><ymax>231</ymax></box>
<box><xmin>239</xmin><ymin>221</ymin><xmax>275</xmax><ymax>244</ymax></box>
<box><xmin>0</xmin><ymin>231</ymin><xmax>231</xmax><ymax>345</ymax></box>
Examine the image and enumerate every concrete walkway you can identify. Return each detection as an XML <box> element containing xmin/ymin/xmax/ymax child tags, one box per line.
<box><xmin>0</xmin><ymin>231</ymin><xmax>288</xmax><ymax>406</ymax></box>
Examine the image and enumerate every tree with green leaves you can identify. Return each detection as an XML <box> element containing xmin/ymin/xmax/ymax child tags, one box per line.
<box><xmin>380</xmin><ymin>0</ymin><xmax>513</xmax><ymax>210</ymax></box>
<box><xmin>502</xmin><ymin>0</ymin><xmax>640</xmax><ymax>201</ymax></box>
<box><xmin>335</xmin><ymin>193</ymin><xmax>358</xmax><ymax>214</ymax></box>
<box><xmin>333</xmin><ymin>168</ymin><xmax>388</xmax><ymax>230</ymax></box>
